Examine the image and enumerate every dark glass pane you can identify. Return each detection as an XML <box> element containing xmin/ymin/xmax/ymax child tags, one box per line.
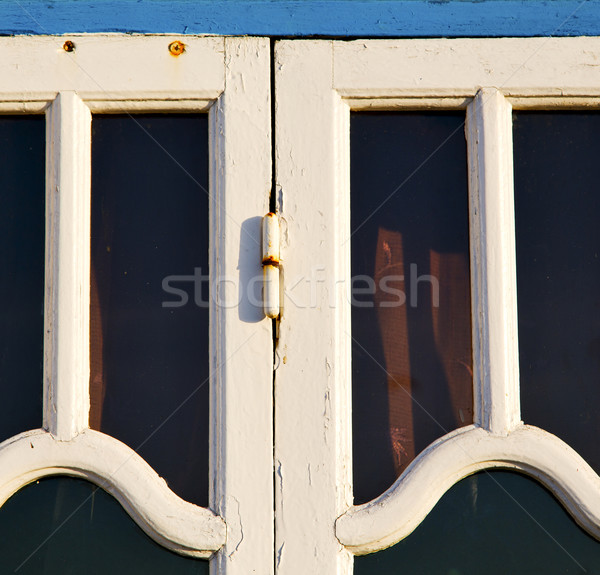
<box><xmin>91</xmin><ymin>115</ymin><xmax>209</xmax><ymax>507</ymax></box>
<box><xmin>0</xmin><ymin>116</ymin><xmax>45</xmax><ymax>440</ymax></box>
<box><xmin>355</xmin><ymin>471</ymin><xmax>600</xmax><ymax>574</ymax></box>
<box><xmin>514</xmin><ymin>112</ymin><xmax>600</xmax><ymax>473</ymax></box>
<box><xmin>351</xmin><ymin>112</ymin><xmax>473</xmax><ymax>505</ymax></box>
<box><xmin>0</xmin><ymin>477</ymin><xmax>208</xmax><ymax>574</ymax></box>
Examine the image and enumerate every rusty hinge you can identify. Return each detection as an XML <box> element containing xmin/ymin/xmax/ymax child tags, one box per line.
<box><xmin>262</xmin><ymin>213</ymin><xmax>280</xmax><ymax>318</ymax></box>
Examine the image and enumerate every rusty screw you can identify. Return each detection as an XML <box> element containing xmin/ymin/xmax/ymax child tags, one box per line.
<box><xmin>63</xmin><ymin>40</ymin><xmax>75</xmax><ymax>53</ymax></box>
<box><xmin>168</xmin><ymin>41</ymin><xmax>185</xmax><ymax>56</ymax></box>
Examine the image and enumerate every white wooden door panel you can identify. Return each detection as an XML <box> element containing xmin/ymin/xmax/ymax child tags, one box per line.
<box><xmin>274</xmin><ymin>37</ymin><xmax>600</xmax><ymax>575</ymax></box>
<box><xmin>0</xmin><ymin>35</ymin><xmax>273</xmax><ymax>575</ymax></box>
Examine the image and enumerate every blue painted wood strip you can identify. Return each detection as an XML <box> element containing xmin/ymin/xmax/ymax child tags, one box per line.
<box><xmin>2</xmin><ymin>1</ymin><xmax>599</xmax><ymax>38</ymax></box>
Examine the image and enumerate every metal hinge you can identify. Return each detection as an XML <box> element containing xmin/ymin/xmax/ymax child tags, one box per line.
<box><xmin>262</xmin><ymin>212</ymin><xmax>280</xmax><ymax>318</ymax></box>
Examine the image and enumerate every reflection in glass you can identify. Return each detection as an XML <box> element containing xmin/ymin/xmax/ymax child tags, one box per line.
<box><xmin>90</xmin><ymin>115</ymin><xmax>209</xmax><ymax>507</ymax></box>
<box><xmin>0</xmin><ymin>477</ymin><xmax>208</xmax><ymax>574</ymax></box>
<box><xmin>514</xmin><ymin>112</ymin><xmax>600</xmax><ymax>474</ymax></box>
<box><xmin>355</xmin><ymin>471</ymin><xmax>600</xmax><ymax>574</ymax></box>
<box><xmin>0</xmin><ymin>117</ymin><xmax>45</xmax><ymax>441</ymax></box>
<box><xmin>351</xmin><ymin>113</ymin><xmax>473</xmax><ymax>505</ymax></box>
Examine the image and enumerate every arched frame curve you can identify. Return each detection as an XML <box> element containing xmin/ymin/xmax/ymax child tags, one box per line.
<box><xmin>336</xmin><ymin>424</ymin><xmax>600</xmax><ymax>555</ymax></box>
<box><xmin>0</xmin><ymin>429</ymin><xmax>225</xmax><ymax>558</ymax></box>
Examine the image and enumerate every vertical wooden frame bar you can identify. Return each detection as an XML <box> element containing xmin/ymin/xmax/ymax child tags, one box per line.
<box><xmin>274</xmin><ymin>39</ymin><xmax>353</xmax><ymax>575</ymax></box>
<box><xmin>44</xmin><ymin>91</ymin><xmax>92</xmax><ymax>441</ymax></box>
<box><xmin>467</xmin><ymin>88</ymin><xmax>520</xmax><ymax>435</ymax></box>
<box><xmin>334</xmin><ymin>84</ymin><xmax>353</xmax><ymax>533</ymax></box>
<box><xmin>211</xmin><ymin>37</ymin><xmax>274</xmax><ymax>575</ymax></box>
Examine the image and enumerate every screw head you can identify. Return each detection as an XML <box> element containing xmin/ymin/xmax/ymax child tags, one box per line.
<box><xmin>63</xmin><ymin>40</ymin><xmax>75</xmax><ymax>52</ymax></box>
<box><xmin>168</xmin><ymin>41</ymin><xmax>185</xmax><ymax>56</ymax></box>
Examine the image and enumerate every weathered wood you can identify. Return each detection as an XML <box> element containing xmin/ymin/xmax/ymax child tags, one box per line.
<box><xmin>211</xmin><ymin>36</ymin><xmax>274</xmax><ymax>575</ymax></box>
<box><xmin>274</xmin><ymin>39</ymin><xmax>353</xmax><ymax>575</ymax></box>
<box><xmin>2</xmin><ymin>1</ymin><xmax>600</xmax><ymax>38</ymax></box>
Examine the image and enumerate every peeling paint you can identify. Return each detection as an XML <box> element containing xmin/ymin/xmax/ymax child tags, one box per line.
<box><xmin>276</xmin><ymin>459</ymin><xmax>284</xmax><ymax>498</ymax></box>
<box><xmin>227</xmin><ymin>495</ymin><xmax>244</xmax><ymax>558</ymax></box>
<box><xmin>276</xmin><ymin>542</ymin><xmax>285</xmax><ymax>568</ymax></box>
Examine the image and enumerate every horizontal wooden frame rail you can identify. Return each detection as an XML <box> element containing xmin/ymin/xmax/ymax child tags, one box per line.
<box><xmin>333</xmin><ymin>38</ymin><xmax>600</xmax><ymax>99</ymax></box>
<box><xmin>0</xmin><ymin>35</ymin><xmax>224</xmax><ymax>107</ymax></box>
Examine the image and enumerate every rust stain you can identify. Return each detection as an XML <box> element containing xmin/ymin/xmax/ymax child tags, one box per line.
<box><xmin>63</xmin><ymin>40</ymin><xmax>75</xmax><ymax>53</ymax></box>
<box><xmin>262</xmin><ymin>256</ymin><xmax>280</xmax><ymax>267</ymax></box>
<box><xmin>169</xmin><ymin>41</ymin><xmax>185</xmax><ymax>57</ymax></box>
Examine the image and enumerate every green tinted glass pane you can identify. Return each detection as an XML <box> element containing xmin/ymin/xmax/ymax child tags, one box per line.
<box><xmin>0</xmin><ymin>117</ymin><xmax>45</xmax><ymax>441</ymax></box>
<box><xmin>355</xmin><ymin>471</ymin><xmax>600</xmax><ymax>574</ymax></box>
<box><xmin>514</xmin><ymin>112</ymin><xmax>600</xmax><ymax>474</ymax></box>
<box><xmin>0</xmin><ymin>477</ymin><xmax>208</xmax><ymax>574</ymax></box>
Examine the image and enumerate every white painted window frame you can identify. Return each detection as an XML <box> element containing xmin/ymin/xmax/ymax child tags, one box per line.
<box><xmin>0</xmin><ymin>35</ymin><xmax>273</xmax><ymax>575</ymax></box>
<box><xmin>274</xmin><ymin>38</ymin><xmax>600</xmax><ymax>574</ymax></box>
